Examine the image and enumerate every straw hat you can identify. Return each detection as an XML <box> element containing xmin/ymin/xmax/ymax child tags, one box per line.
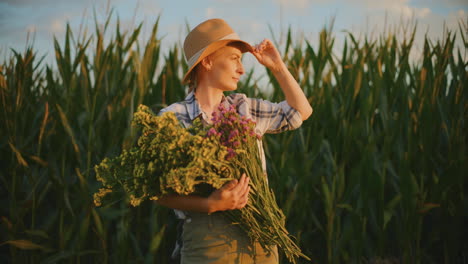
<box><xmin>182</xmin><ymin>18</ymin><xmax>253</xmax><ymax>84</ymax></box>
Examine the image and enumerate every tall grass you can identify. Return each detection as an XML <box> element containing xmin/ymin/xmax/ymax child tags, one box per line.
<box><xmin>1</xmin><ymin>13</ymin><xmax>467</xmax><ymax>263</ymax></box>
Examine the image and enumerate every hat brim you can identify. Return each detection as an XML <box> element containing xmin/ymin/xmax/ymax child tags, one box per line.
<box><xmin>182</xmin><ymin>39</ymin><xmax>253</xmax><ymax>84</ymax></box>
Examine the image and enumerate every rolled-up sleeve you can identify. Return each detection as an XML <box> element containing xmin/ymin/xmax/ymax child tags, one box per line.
<box><xmin>247</xmin><ymin>98</ymin><xmax>303</xmax><ymax>135</ymax></box>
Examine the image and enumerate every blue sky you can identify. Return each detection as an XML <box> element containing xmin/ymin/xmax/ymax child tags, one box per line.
<box><xmin>0</xmin><ymin>0</ymin><xmax>466</xmax><ymax>78</ymax></box>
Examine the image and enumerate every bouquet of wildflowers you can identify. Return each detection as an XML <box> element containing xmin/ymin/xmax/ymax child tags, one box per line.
<box><xmin>94</xmin><ymin>104</ymin><xmax>309</xmax><ymax>263</ymax></box>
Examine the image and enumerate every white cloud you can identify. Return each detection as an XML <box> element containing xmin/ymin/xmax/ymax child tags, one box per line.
<box><xmin>328</xmin><ymin>0</ymin><xmax>465</xmax><ymax>65</ymax></box>
<box><xmin>412</xmin><ymin>0</ymin><xmax>468</xmax><ymax>8</ymax></box>
<box><xmin>398</xmin><ymin>5</ymin><xmax>432</xmax><ymax>19</ymax></box>
<box><xmin>445</xmin><ymin>9</ymin><xmax>466</xmax><ymax>32</ymax></box>
<box><xmin>418</xmin><ymin>8</ymin><xmax>466</xmax><ymax>36</ymax></box>
<box><xmin>418</xmin><ymin>7</ymin><xmax>431</xmax><ymax>18</ymax></box>
<box><xmin>345</xmin><ymin>0</ymin><xmax>434</xmax><ymax>20</ymax></box>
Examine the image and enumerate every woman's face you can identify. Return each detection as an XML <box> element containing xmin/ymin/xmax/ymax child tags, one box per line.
<box><xmin>202</xmin><ymin>45</ymin><xmax>245</xmax><ymax>91</ymax></box>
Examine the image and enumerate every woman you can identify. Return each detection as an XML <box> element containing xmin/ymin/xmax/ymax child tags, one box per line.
<box><xmin>157</xmin><ymin>18</ymin><xmax>312</xmax><ymax>264</ymax></box>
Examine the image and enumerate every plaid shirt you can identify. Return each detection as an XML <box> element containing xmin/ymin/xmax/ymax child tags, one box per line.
<box><xmin>158</xmin><ymin>91</ymin><xmax>303</xmax><ymax>218</ymax></box>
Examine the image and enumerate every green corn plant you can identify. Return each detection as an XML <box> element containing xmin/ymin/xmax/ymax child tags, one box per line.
<box><xmin>257</xmin><ymin>19</ymin><xmax>467</xmax><ymax>264</ymax></box>
<box><xmin>0</xmin><ymin>12</ymin><xmax>177</xmax><ymax>263</ymax></box>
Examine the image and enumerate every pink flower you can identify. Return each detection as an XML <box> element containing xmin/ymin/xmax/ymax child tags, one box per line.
<box><xmin>226</xmin><ymin>148</ymin><xmax>236</xmax><ymax>160</ymax></box>
<box><xmin>228</xmin><ymin>130</ymin><xmax>239</xmax><ymax>141</ymax></box>
<box><xmin>204</xmin><ymin>103</ymin><xmax>259</xmax><ymax>160</ymax></box>
<box><xmin>207</xmin><ymin>128</ymin><xmax>217</xmax><ymax>137</ymax></box>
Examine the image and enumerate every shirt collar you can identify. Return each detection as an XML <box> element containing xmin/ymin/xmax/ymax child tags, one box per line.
<box><xmin>184</xmin><ymin>92</ymin><xmax>201</xmax><ymax>121</ymax></box>
<box><xmin>184</xmin><ymin>91</ymin><xmax>229</xmax><ymax>121</ymax></box>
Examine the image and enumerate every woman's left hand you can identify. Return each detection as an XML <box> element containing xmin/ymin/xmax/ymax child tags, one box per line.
<box><xmin>251</xmin><ymin>39</ymin><xmax>283</xmax><ymax>72</ymax></box>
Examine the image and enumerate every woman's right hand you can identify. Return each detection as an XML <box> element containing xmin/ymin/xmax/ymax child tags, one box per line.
<box><xmin>207</xmin><ymin>173</ymin><xmax>250</xmax><ymax>213</ymax></box>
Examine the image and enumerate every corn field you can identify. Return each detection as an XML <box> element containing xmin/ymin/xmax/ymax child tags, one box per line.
<box><xmin>1</xmin><ymin>14</ymin><xmax>467</xmax><ymax>264</ymax></box>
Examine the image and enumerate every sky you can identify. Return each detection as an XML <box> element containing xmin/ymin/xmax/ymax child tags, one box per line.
<box><xmin>0</xmin><ymin>0</ymin><xmax>467</xmax><ymax>80</ymax></box>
